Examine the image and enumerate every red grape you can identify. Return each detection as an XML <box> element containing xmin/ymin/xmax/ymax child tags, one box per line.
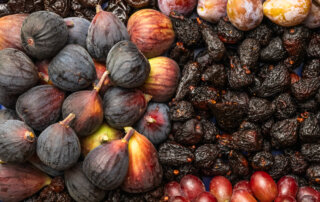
<box><xmin>277</xmin><ymin>176</ymin><xmax>298</xmax><ymax>197</ymax></box>
<box><xmin>233</xmin><ymin>180</ymin><xmax>253</xmax><ymax>195</ymax></box>
<box><xmin>297</xmin><ymin>187</ymin><xmax>320</xmax><ymax>202</ymax></box>
<box><xmin>165</xmin><ymin>181</ymin><xmax>184</xmax><ymax>199</ymax></box>
<box><xmin>158</xmin><ymin>0</ymin><xmax>197</xmax><ymax>16</ymax></box>
<box><xmin>194</xmin><ymin>192</ymin><xmax>218</xmax><ymax>202</ymax></box>
<box><xmin>250</xmin><ymin>171</ymin><xmax>278</xmax><ymax>202</ymax></box>
<box><xmin>231</xmin><ymin>190</ymin><xmax>257</xmax><ymax>202</ymax></box>
<box><xmin>209</xmin><ymin>176</ymin><xmax>233</xmax><ymax>202</ymax></box>
<box><xmin>299</xmin><ymin>195</ymin><xmax>317</xmax><ymax>202</ymax></box>
<box><xmin>170</xmin><ymin>196</ymin><xmax>189</xmax><ymax>202</ymax></box>
<box><xmin>274</xmin><ymin>195</ymin><xmax>296</xmax><ymax>202</ymax></box>
<box><xmin>180</xmin><ymin>175</ymin><xmax>205</xmax><ymax>201</ymax></box>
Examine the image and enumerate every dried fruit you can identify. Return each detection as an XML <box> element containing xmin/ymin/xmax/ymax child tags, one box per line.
<box><xmin>260</xmin><ymin>37</ymin><xmax>287</xmax><ymax>62</ymax></box>
<box><xmin>44</xmin><ymin>0</ymin><xmax>70</xmax><ymax>17</ymax></box>
<box><xmin>217</xmin><ymin>18</ymin><xmax>244</xmax><ymax>44</ymax></box>
<box><xmin>272</xmin><ymin>93</ymin><xmax>296</xmax><ymax>120</ymax></box>
<box><xmin>174</xmin><ymin>119</ymin><xmax>203</xmax><ymax>145</ymax></box>
<box><xmin>232</xmin><ymin>129</ymin><xmax>263</xmax><ymax>152</ymax></box>
<box><xmin>301</xmin><ymin>144</ymin><xmax>320</xmax><ymax>163</ymax></box>
<box><xmin>170</xmin><ymin>100</ymin><xmax>195</xmax><ymax>121</ymax></box>
<box><xmin>251</xmin><ymin>151</ymin><xmax>274</xmax><ymax>171</ymax></box>
<box><xmin>270</xmin><ymin>118</ymin><xmax>298</xmax><ymax>148</ymax></box>
<box><xmin>158</xmin><ymin>142</ymin><xmax>194</xmax><ymax>166</ymax></box>
<box><xmin>201</xmin><ymin>64</ymin><xmax>227</xmax><ymax>88</ymax></box>
<box><xmin>299</xmin><ymin>113</ymin><xmax>320</xmax><ymax>143</ymax></box>
<box><xmin>194</xmin><ymin>144</ymin><xmax>219</xmax><ymax>169</ymax></box>
<box><xmin>247</xmin><ymin>97</ymin><xmax>275</xmax><ymax>123</ymax></box>
<box><xmin>306</xmin><ymin>164</ymin><xmax>320</xmax><ymax>185</ymax></box>
<box><xmin>106</xmin><ymin>0</ymin><xmax>131</xmax><ymax>24</ymax></box>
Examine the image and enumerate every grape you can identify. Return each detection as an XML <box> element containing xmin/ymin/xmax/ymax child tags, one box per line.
<box><xmin>274</xmin><ymin>195</ymin><xmax>296</xmax><ymax>202</ymax></box>
<box><xmin>194</xmin><ymin>192</ymin><xmax>218</xmax><ymax>202</ymax></box>
<box><xmin>231</xmin><ymin>190</ymin><xmax>257</xmax><ymax>202</ymax></box>
<box><xmin>180</xmin><ymin>175</ymin><xmax>205</xmax><ymax>201</ymax></box>
<box><xmin>233</xmin><ymin>180</ymin><xmax>253</xmax><ymax>195</ymax></box>
<box><xmin>209</xmin><ymin>176</ymin><xmax>233</xmax><ymax>202</ymax></box>
<box><xmin>277</xmin><ymin>176</ymin><xmax>298</xmax><ymax>197</ymax></box>
<box><xmin>170</xmin><ymin>195</ymin><xmax>190</xmax><ymax>202</ymax></box>
<box><xmin>250</xmin><ymin>171</ymin><xmax>278</xmax><ymax>202</ymax></box>
<box><xmin>297</xmin><ymin>187</ymin><xmax>320</xmax><ymax>202</ymax></box>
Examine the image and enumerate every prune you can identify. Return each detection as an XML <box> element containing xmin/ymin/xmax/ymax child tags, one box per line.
<box><xmin>299</xmin><ymin>113</ymin><xmax>320</xmax><ymax>143</ymax></box>
<box><xmin>216</xmin><ymin>134</ymin><xmax>233</xmax><ymax>155</ymax></box>
<box><xmin>170</xmin><ymin>101</ymin><xmax>194</xmax><ymax>121</ymax></box>
<box><xmin>64</xmin><ymin>17</ymin><xmax>90</xmax><ymax>49</ymax></box>
<box><xmin>246</xmin><ymin>24</ymin><xmax>273</xmax><ymax>46</ymax></box>
<box><xmin>238</xmin><ymin>38</ymin><xmax>260</xmax><ymax>70</ymax></box>
<box><xmin>231</xmin><ymin>129</ymin><xmax>263</xmax><ymax>152</ymax></box>
<box><xmin>73</xmin><ymin>8</ymin><xmax>95</xmax><ymax>21</ymax></box>
<box><xmin>269</xmin><ymin>154</ymin><xmax>290</xmax><ymax>180</ymax></box>
<box><xmin>158</xmin><ymin>142</ymin><xmax>194</xmax><ymax>166</ymax></box>
<box><xmin>0</xmin><ymin>109</ymin><xmax>18</xmax><ymax>124</ymax></box>
<box><xmin>44</xmin><ymin>0</ymin><xmax>70</xmax><ymax>17</ymax></box>
<box><xmin>106</xmin><ymin>0</ymin><xmax>131</xmax><ymax>24</ymax></box>
<box><xmin>202</xmin><ymin>158</ymin><xmax>231</xmax><ymax>176</ymax></box>
<box><xmin>201</xmin><ymin>119</ymin><xmax>219</xmax><ymax>144</ymax></box>
<box><xmin>195</xmin><ymin>50</ymin><xmax>213</xmax><ymax>70</ymax></box>
<box><xmin>251</xmin><ymin>151</ymin><xmax>274</xmax><ymax>171</ymax></box>
<box><xmin>260</xmin><ymin>37</ymin><xmax>287</xmax><ymax>62</ymax></box>
<box><xmin>7</xmin><ymin>0</ymin><xmax>43</xmax><ymax>13</ymax></box>
<box><xmin>229</xmin><ymin>150</ymin><xmax>250</xmax><ymax>176</ymax></box>
<box><xmin>201</xmin><ymin>64</ymin><xmax>227</xmax><ymax>88</ymax></box>
<box><xmin>217</xmin><ymin>18</ymin><xmax>244</xmax><ymax>44</ymax></box>
<box><xmin>169</xmin><ymin>42</ymin><xmax>194</xmax><ymax>67</ymax></box>
<box><xmin>301</xmin><ymin>144</ymin><xmax>320</xmax><ymax>163</ymax></box>
<box><xmin>247</xmin><ymin>97</ymin><xmax>275</xmax><ymax>123</ymax></box>
<box><xmin>261</xmin><ymin>119</ymin><xmax>274</xmax><ymax>137</ymax></box>
<box><xmin>291</xmin><ymin>77</ymin><xmax>320</xmax><ymax>101</ymax></box>
<box><xmin>298</xmin><ymin>99</ymin><xmax>319</xmax><ymax>112</ymax></box>
<box><xmin>194</xmin><ymin>144</ymin><xmax>219</xmax><ymax>169</ymax></box>
<box><xmin>307</xmin><ymin>33</ymin><xmax>320</xmax><ymax>58</ymax></box>
<box><xmin>270</xmin><ymin>118</ymin><xmax>298</xmax><ymax>148</ymax></box>
<box><xmin>282</xmin><ymin>26</ymin><xmax>310</xmax><ymax>57</ymax></box>
<box><xmin>302</xmin><ymin>59</ymin><xmax>320</xmax><ymax>79</ymax></box>
<box><xmin>316</xmin><ymin>89</ymin><xmax>320</xmax><ymax>104</ymax></box>
<box><xmin>163</xmin><ymin>164</ymin><xmax>198</xmax><ymax>182</ymax></box>
<box><xmin>174</xmin><ymin>119</ymin><xmax>203</xmax><ymax>145</ymax></box>
<box><xmin>306</xmin><ymin>164</ymin><xmax>320</xmax><ymax>185</ymax></box>
<box><xmin>272</xmin><ymin>93</ymin><xmax>296</xmax><ymax>120</ymax></box>
<box><xmin>227</xmin><ymin>56</ymin><xmax>254</xmax><ymax>89</ymax></box>
<box><xmin>189</xmin><ymin>86</ymin><xmax>219</xmax><ymax>110</ymax></box>
<box><xmin>143</xmin><ymin>185</ymin><xmax>164</xmax><ymax>202</ymax></box>
<box><xmin>125</xmin><ymin>0</ymin><xmax>150</xmax><ymax>8</ymax></box>
<box><xmin>287</xmin><ymin>151</ymin><xmax>309</xmax><ymax>175</ymax></box>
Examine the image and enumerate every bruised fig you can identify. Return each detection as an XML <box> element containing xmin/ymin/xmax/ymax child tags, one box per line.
<box><xmin>16</xmin><ymin>85</ymin><xmax>65</xmax><ymax>131</ymax></box>
<box><xmin>36</xmin><ymin>113</ymin><xmax>81</xmax><ymax>171</ymax></box>
<box><xmin>121</xmin><ymin>127</ymin><xmax>163</xmax><ymax>193</ymax></box>
<box><xmin>80</xmin><ymin>123</ymin><xmax>122</xmax><ymax>156</ymax></box>
<box><xmin>106</xmin><ymin>40</ymin><xmax>150</xmax><ymax>88</ymax></box>
<box><xmin>28</xmin><ymin>154</ymin><xmax>63</xmax><ymax>177</ymax></box>
<box><xmin>87</xmin><ymin>5</ymin><xmax>129</xmax><ymax>62</ymax></box>
<box><xmin>65</xmin><ymin>163</ymin><xmax>105</xmax><ymax>202</ymax></box>
<box><xmin>103</xmin><ymin>87</ymin><xmax>151</xmax><ymax>129</ymax></box>
<box><xmin>62</xmin><ymin>72</ymin><xmax>108</xmax><ymax>136</ymax></box>
<box><xmin>0</xmin><ymin>120</ymin><xmax>36</xmax><ymax>163</ymax></box>
<box><xmin>135</xmin><ymin>102</ymin><xmax>171</xmax><ymax>145</ymax></box>
<box><xmin>21</xmin><ymin>11</ymin><xmax>68</xmax><ymax>60</ymax></box>
<box><xmin>64</xmin><ymin>17</ymin><xmax>90</xmax><ymax>49</ymax></box>
<box><xmin>0</xmin><ymin>163</ymin><xmax>51</xmax><ymax>202</ymax></box>
<box><xmin>0</xmin><ymin>109</ymin><xmax>19</xmax><ymax>124</ymax></box>
<box><xmin>83</xmin><ymin>129</ymin><xmax>134</xmax><ymax>190</ymax></box>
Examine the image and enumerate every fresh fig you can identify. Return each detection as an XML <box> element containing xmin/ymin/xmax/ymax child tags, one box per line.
<box><xmin>83</xmin><ymin>129</ymin><xmax>134</xmax><ymax>190</ymax></box>
<box><xmin>106</xmin><ymin>40</ymin><xmax>150</xmax><ymax>88</ymax></box>
<box><xmin>0</xmin><ymin>48</ymin><xmax>38</xmax><ymax>95</ymax></box>
<box><xmin>141</xmin><ymin>56</ymin><xmax>180</xmax><ymax>102</ymax></box>
<box><xmin>48</xmin><ymin>44</ymin><xmax>96</xmax><ymax>92</ymax></box>
<box><xmin>64</xmin><ymin>17</ymin><xmax>90</xmax><ymax>49</ymax></box>
<box><xmin>0</xmin><ymin>88</ymin><xmax>19</xmax><ymax>109</ymax></box>
<box><xmin>0</xmin><ymin>109</ymin><xmax>19</xmax><ymax>124</ymax></box>
<box><xmin>0</xmin><ymin>14</ymin><xmax>28</xmax><ymax>51</ymax></box>
<box><xmin>16</xmin><ymin>85</ymin><xmax>65</xmax><ymax>131</ymax></box>
<box><xmin>36</xmin><ymin>113</ymin><xmax>81</xmax><ymax>171</ymax></box>
<box><xmin>121</xmin><ymin>127</ymin><xmax>163</xmax><ymax>193</ymax></box>
<box><xmin>0</xmin><ymin>120</ymin><xmax>36</xmax><ymax>163</ymax></box>
<box><xmin>36</xmin><ymin>60</ymin><xmax>52</xmax><ymax>85</ymax></box>
<box><xmin>93</xmin><ymin>60</ymin><xmax>111</xmax><ymax>96</ymax></box>
<box><xmin>0</xmin><ymin>163</ymin><xmax>51</xmax><ymax>202</ymax></box>
<box><xmin>86</xmin><ymin>5</ymin><xmax>129</xmax><ymax>62</ymax></box>
<box><xmin>65</xmin><ymin>162</ymin><xmax>105</xmax><ymax>202</ymax></box>
<box><xmin>103</xmin><ymin>87</ymin><xmax>151</xmax><ymax>129</ymax></box>
<box><xmin>80</xmin><ymin>123</ymin><xmax>122</xmax><ymax>157</ymax></box>
<box><xmin>62</xmin><ymin>72</ymin><xmax>108</xmax><ymax>136</ymax></box>
<box><xmin>28</xmin><ymin>154</ymin><xmax>63</xmax><ymax>177</ymax></box>
<box><xmin>21</xmin><ymin>11</ymin><xmax>68</xmax><ymax>60</ymax></box>
<box><xmin>135</xmin><ymin>102</ymin><xmax>171</xmax><ymax>145</ymax></box>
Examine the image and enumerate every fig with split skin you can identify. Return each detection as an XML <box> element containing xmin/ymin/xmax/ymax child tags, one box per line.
<box><xmin>35</xmin><ymin>60</ymin><xmax>52</xmax><ymax>85</ymax></box>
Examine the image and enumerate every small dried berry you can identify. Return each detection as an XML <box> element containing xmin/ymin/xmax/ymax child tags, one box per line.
<box><xmin>189</xmin><ymin>86</ymin><xmax>219</xmax><ymax>110</ymax></box>
<box><xmin>246</xmin><ymin>24</ymin><xmax>273</xmax><ymax>46</ymax></box>
<box><xmin>251</xmin><ymin>151</ymin><xmax>274</xmax><ymax>171</ymax></box>
<box><xmin>260</xmin><ymin>37</ymin><xmax>287</xmax><ymax>62</ymax></box>
<box><xmin>247</xmin><ymin>97</ymin><xmax>275</xmax><ymax>123</ymax></box>
<box><xmin>174</xmin><ymin>119</ymin><xmax>203</xmax><ymax>145</ymax></box>
<box><xmin>270</xmin><ymin>118</ymin><xmax>298</xmax><ymax>148</ymax></box>
<box><xmin>201</xmin><ymin>119</ymin><xmax>219</xmax><ymax>144</ymax></box>
<box><xmin>217</xmin><ymin>18</ymin><xmax>244</xmax><ymax>44</ymax></box>
<box><xmin>202</xmin><ymin>158</ymin><xmax>231</xmax><ymax>176</ymax></box>
<box><xmin>106</xmin><ymin>0</ymin><xmax>131</xmax><ymax>24</ymax></box>
<box><xmin>269</xmin><ymin>154</ymin><xmax>290</xmax><ymax>180</ymax></box>
<box><xmin>301</xmin><ymin>144</ymin><xmax>320</xmax><ymax>163</ymax></box>
<box><xmin>158</xmin><ymin>142</ymin><xmax>194</xmax><ymax>166</ymax></box>
<box><xmin>291</xmin><ymin>77</ymin><xmax>320</xmax><ymax>101</ymax></box>
<box><xmin>194</xmin><ymin>144</ymin><xmax>219</xmax><ymax>169</ymax></box>
<box><xmin>261</xmin><ymin>119</ymin><xmax>274</xmax><ymax>138</ymax></box>
<box><xmin>282</xmin><ymin>26</ymin><xmax>310</xmax><ymax>57</ymax></box>
<box><xmin>288</xmin><ymin>151</ymin><xmax>309</xmax><ymax>175</ymax></box>
<box><xmin>272</xmin><ymin>93</ymin><xmax>297</xmax><ymax>120</ymax></box>
<box><xmin>231</xmin><ymin>129</ymin><xmax>263</xmax><ymax>152</ymax></box>
<box><xmin>195</xmin><ymin>50</ymin><xmax>214</xmax><ymax>70</ymax></box>
<box><xmin>307</xmin><ymin>33</ymin><xmax>320</xmax><ymax>58</ymax></box>
<box><xmin>201</xmin><ymin>64</ymin><xmax>227</xmax><ymax>88</ymax></box>
<box><xmin>229</xmin><ymin>150</ymin><xmax>250</xmax><ymax>176</ymax></box>
<box><xmin>169</xmin><ymin>42</ymin><xmax>194</xmax><ymax>68</ymax></box>
<box><xmin>227</xmin><ymin>56</ymin><xmax>254</xmax><ymax>89</ymax></box>
<box><xmin>170</xmin><ymin>101</ymin><xmax>194</xmax><ymax>121</ymax></box>
<box><xmin>44</xmin><ymin>0</ymin><xmax>70</xmax><ymax>17</ymax></box>
<box><xmin>299</xmin><ymin>113</ymin><xmax>320</xmax><ymax>143</ymax></box>
<box><xmin>302</xmin><ymin>59</ymin><xmax>320</xmax><ymax>79</ymax></box>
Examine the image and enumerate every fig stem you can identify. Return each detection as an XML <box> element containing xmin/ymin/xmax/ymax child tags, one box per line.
<box><xmin>145</xmin><ymin>116</ymin><xmax>156</xmax><ymax>124</ymax></box>
<box><xmin>93</xmin><ymin>71</ymin><xmax>109</xmax><ymax>93</ymax></box>
<box><xmin>59</xmin><ymin>113</ymin><xmax>76</xmax><ymax>128</ymax></box>
<box><xmin>96</xmin><ymin>4</ymin><xmax>103</xmax><ymax>14</ymax></box>
<box><xmin>24</xmin><ymin>131</ymin><xmax>35</xmax><ymax>143</ymax></box>
<box><xmin>122</xmin><ymin>127</ymin><xmax>135</xmax><ymax>143</ymax></box>
<box><xmin>144</xmin><ymin>94</ymin><xmax>153</xmax><ymax>103</ymax></box>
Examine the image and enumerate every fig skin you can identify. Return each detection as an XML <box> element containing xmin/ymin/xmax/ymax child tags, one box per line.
<box><xmin>28</xmin><ymin>154</ymin><xmax>63</xmax><ymax>177</ymax></box>
<box><xmin>64</xmin><ymin>17</ymin><xmax>90</xmax><ymax>49</ymax></box>
<box><xmin>65</xmin><ymin>163</ymin><xmax>105</xmax><ymax>202</ymax></box>
<box><xmin>36</xmin><ymin>114</ymin><xmax>81</xmax><ymax>171</ymax></box>
<box><xmin>0</xmin><ymin>120</ymin><xmax>36</xmax><ymax>163</ymax></box>
<box><xmin>0</xmin><ymin>14</ymin><xmax>28</xmax><ymax>51</ymax></box>
<box><xmin>35</xmin><ymin>60</ymin><xmax>52</xmax><ymax>85</ymax></box>
<box><xmin>16</xmin><ymin>85</ymin><xmax>65</xmax><ymax>131</ymax></box>
<box><xmin>141</xmin><ymin>56</ymin><xmax>180</xmax><ymax>102</ymax></box>
<box><xmin>0</xmin><ymin>163</ymin><xmax>51</xmax><ymax>202</ymax></box>
<box><xmin>86</xmin><ymin>5</ymin><xmax>129</xmax><ymax>62</ymax></box>
<box><xmin>0</xmin><ymin>88</ymin><xmax>19</xmax><ymax>109</ymax></box>
<box><xmin>103</xmin><ymin>87</ymin><xmax>151</xmax><ymax>129</ymax></box>
<box><xmin>127</xmin><ymin>9</ymin><xmax>175</xmax><ymax>58</ymax></box>
<box><xmin>0</xmin><ymin>109</ymin><xmax>19</xmax><ymax>124</ymax></box>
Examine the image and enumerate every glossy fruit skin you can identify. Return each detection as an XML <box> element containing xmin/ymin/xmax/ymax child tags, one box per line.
<box><xmin>127</xmin><ymin>9</ymin><xmax>175</xmax><ymax>58</ymax></box>
<box><xmin>231</xmin><ymin>190</ymin><xmax>257</xmax><ymax>202</ymax></box>
<box><xmin>21</xmin><ymin>11</ymin><xmax>68</xmax><ymax>60</ymax></box>
<box><xmin>0</xmin><ymin>109</ymin><xmax>18</xmax><ymax>124</ymax></box>
<box><xmin>164</xmin><ymin>181</ymin><xmax>183</xmax><ymax>198</ymax></box>
<box><xmin>0</xmin><ymin>14</ymin><xmax>28</xmax><ymax>51</ymax></box>
<box><xmin>194</xmin><ymin>192</ymin><xmax>218</xmax><ymax>202</ymax></box>
<box><xmin>28</xmin><ymin>154</ymin><xmax>63</xmax><ymax>177</ymax></box>
<box><xmin>135</xmin><ymin>102</ymin><xmax>171</xmax><ymax>145</ymax></box>
<box><xmin>197</xmin><ymin>0</ymin><xmax>227</xmax><ymax>23</ymax></box>
<box><xmin>274</xmin><ymin>195</ymin><xmax>296</xmax><ymax>202</ymax></box>
<box><xmin>0</xmin><ymin>48</ymin><xmax>38</xmax><ymax>95</ymax></box>
<box><xmin>0</xmin><ymin>120</ymin><xmax>36</xmax><ymax>163</ymax></box>
<box><xmin>0</xmin><ymin>87</ymin><xmax>19</xmax><ymax>109</ymax></box>
<box><xmin>86</xmin><ymin>8</ymin><xmax>129</xmax><ymax>62</ymax></box>
<box><xmin>106</xmin><ymin>40</ymin><xmax>150</xmax><ymax>88</ymax></box>
<box><xmin>65</xmin><ymin>163</ymin><xmax>105</xmax><ymax>202</ymax></box>
<box><xmin>233</xmin><ymin>180</ymin><xmax>253</xmax><ymax>195</ymax></box>
<box><xmin>263</xmin><ymin>0</ymin><xmax>312</xmax><ymax>27</ymax></box>
<box><xmin>227</xmin><ymin>0</ymin><xmax>263</xmax><ymax>31</ymax></box>
<box><xmin>48</xmin><ymin>44</ymin><xmax>96</xmax><ymax>92</ymax></box>
<box><xmin>180</xmin><ymin>174</ymin><xmax>205</xmax><ymax>200</ymax></box>
<box><xmin>171</xmin><ymin>196</ymin><xmax>189</xmax><ymax>202</ymax></box>
<box><xmin>277</xmin><ymin>176</ymin><xmax>298</xmax><ymax>197</ymax></box>
<box><xmin>36</xmin><ymin>60</ymin><xmax>51</xmax><ymax>84</ymax></box>
<box><xmin>103</xmin><ymin>87</ymin><xmax>150</xmax><ymax>129</ymax></box>
<box><xmin>250</xmin><ymin>171</ymin><xmax>278</xmax><ymax>202</ymax></box>
<box><xmin>64</xmin><ymin>17</ymin><xmax>90</xmax><ymax>49</ymax></box>
<box><xmin>297</xmin><ymin>187</ymin><xmax>320</xmax><ymax>202</ymax></box>
<box><xmin>16</xmin><ymin>85</ymin><xmax>65</xmax><ymax>131</ymax></box>
<box><xmin>158</xmin><ymin>0</ymin><xmax>197</xmax><ymax>16</ymax></box>
<box><xmin>303</xmin><ymin>2</ymin><xmax>320</xmax><ymax>29</ymax></box>
<box><xmin>209</xmin><ymin>176</ymin><xmax>233</xmax><ymax>202</ymax></box>
<box><xmin>0</xmin><ymin>163</ymin><xmax>51</xmax><ymax>202</ymax></box>
<box><xmin>141</xmin><ymin>56</ymin><xmax>180</xmax><ymax>102</ymax></box>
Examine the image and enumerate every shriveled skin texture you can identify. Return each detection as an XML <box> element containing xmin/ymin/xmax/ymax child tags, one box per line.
<box><xmin>158</xmin><ymin>0</ymin><xmax>197</xmax><ymax>16</ymax></box>
<box><xmin>263</xmin><ymin>0</ymin><xmax>312</xmax><ymax>27</ymax></box>
<box><xmin>158</xmin><ymin>142</ymin><xmax>194</xmax><ymax>166</ymax></box>
<box><xmin>197</xmin><ymin>0</ymin><xmax>228</xmax><ymax>23</ymax></box>
<box><xmin>303</xmin><ymin>2</ymin><xmax>320</xmax><ymax>29</ymax></box>
<box><xmin>227</xmin><ymin>0</ymin><xmax>263</xmax><ymax>31</ymax></box>
<box><xmin>301</xmin><ymin>144</ymin><xmax>320</xmax><ymax>162</ymax></box>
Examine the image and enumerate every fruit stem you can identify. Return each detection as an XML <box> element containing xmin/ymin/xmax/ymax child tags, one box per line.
<box><xmin>122</xmin><ymin>127</ymin><xmax>135</xmax><ymax>143</ymax></box>
<box><xmin>145</xmin><ymin>115</ymin><xmax>156</xmax><ymax>124</ymax></box>
<box><xmin>65</xmin><ymin>20</ymin><xmax>74</xmax><ymax>27</ymax></box>
<box><xmin>93</xmin><ymin>71</ymin><xmax>109</xmax><ymax>93</ymax></box>
<box><xmin>24</xmin><ymin>131</ymin><xmax>35</xmax><ymax>143</ymax></box>
<box><xmin>59</xmin><ymin>113</ymin><xmax>76</xmax><ymax>128</ymax></box>
<box><xmin>96</xmin><ymin>4</ymin><xmax>103</xmax><ymax>14</ymax></box>
<box><xmin>144</xmin><ymin>94</ymin><xmax>153</xmax><ymax>103</ymax></box>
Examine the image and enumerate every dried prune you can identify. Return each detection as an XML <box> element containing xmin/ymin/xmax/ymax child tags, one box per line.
<box><xmin>269</xmin><ymin>154</ymin><xmax>290</xmax><ymax>180</ymax></box>
<box><xmin>307</xmin><ymin>33</ymin><xmax>320</xmax><ymax>58</ymax></box>
<box><xmin>163</xmin><ymin>164</ymin><xmax>198</xmax><ymax>182</ymax></box>
<box><xmin>261</xmin><ymin>119</ymin><xmax>274</xmax><ymax>138</ymax></box>
<box><xmin>194</xmin><ymin>144</ymin><xmax>219</xmax><ymax>169</ymax></box>
<box><xmin>201</xmin><ymin>119</ymin><xmax>219</xmax><ymax>144</ymax></box>
<box><xmin>231</xmin><ymin>129</ymin><xmax>263</xmax><ymax>152</ymax></box>
<box><xmin>217</xmin><ymin>18</ymin><xmax>244</xmax><ymax>44</ymax></box>
<box><xmin>174</xmin><ymin>119</ymin><xmax>203</xmax><ymax>145</ymax></box>
<box><xmin>189</xmin><ymin>86</ymin><xmax>219</xmax><ymax>110</ymax></box>
<box><xmin>125</xmin><ymin>0</ymin><xmax>150</xmax><ymax>8</ymax></box>
<box><xmin>251</xmin><ymin>151</ymin><xmax>274</xmax><ymax>171</ymax></box>
<box><xmin>302</xmin><ymin>59</ymin><xmax>320</xmax><ymax>79</ymax></box>
<box><xmin>36</xmin><ymin>176</ymin><xmax>72</xmax><ymax>202</ymax></box>
<box><xmin>44</xmin><ymin>0</ymin><xmax>70</xmax><ymax>17</ymax></box>
<box><xmin>287</xmin><ymin>151</ymin><xmax>309</xmax><ymax>175</ymax></box>
<box><xmin>306</xmin><ymin>164</ymin><xmax>320</xmax><ymax>185</ymax></box>
<box><xmin>238</xmin><ymin>38</ymin><xmax>260</xmax><ymax>70</ymax></box>
<box><xmin>270</xmin><ymin>118</ymin><xmax>298</xmax><ymax>148</ymax></box>
<box><xmin>106</xmin><ymin>0</ymin><xmax>131</xmax><ymax>24</ymax></box>
<box><xmin>169</xmin><ymin>42</ymin><xmax>194</xmax><ymax>67</ymax></box>
<box><xmin>291</xmin><ymin>77</ymin><xmax>320</xmax><ymax>101</ymax></box>
<box><xmin>7</xmin><ymin>0</ymin><xmax>43</xmax><ymax>13</ymax></box>
<box><xmin>246</xmin><ymin>24</ymin><xmax>273</xmax><ymax>46</ymax></box>
<box><xmin>298</xmin><ymin>99</ymin><xmax>319</xmax><ymax>112</ymax></box>
<box><xmin>272</xmin><ymin>93</ymin><xmax>297</xmax><ymax>120</ymax></box>
<box><xmin>169</xmin><ymin>101</ymin><xmax>194</xmax><ymax>121</ymax></box>
<box><xmin>301</xmin><ymin>144</ymin><xmax>320</xmax><ymax>163</ymax></box>
<box><xmin>201</xmin><ymin>64</ymin><xmax>226</xmax><ymax>88</ymax></box>
<box><xmin>216</xmin><ymin>134</ymin><xmax>233</xmax><ymax>155</ymax></box>
<box><xmin>247</xmin><ymin>97</ymin><xmax>275</xmax><ymax>123</ymax></box>
<box><xmin>239</xmin><ymin>121</ymin><xmax>260</xmax><ymax>132</ymax></box>
<box><xmin>196</xmin><ymin>50</ymin><xmax>214</xmax><ymax>70</ymax></box>
<box><xmin>282</xmin><ymin>26</ymin><xmax>310</xmax><ymax>57</ymax></box>
<box><xmin>299</xmin><ymin>113</ymin><xmax>320</xmax><ymax>143</ymax></box>
<box><xmin>229</xmin><ymin>150</ymin><xmax>250</xmax><ymax>176</ymax></box>
<box><xmin>158</xmin><ymin>142</ymin><xmax>194</xmax><ymax>166</ymax></box>
<box><xmin>260</xmin><ymin>37</ymin><xmax>287</xmax><ymax>62</ymax></box>
<box><xmin>202</xmin><ymin>158</ymin><xmax>231</xmax><ymax>176</ymax></box>
<box><xmin>227</xmin><ymin>56</ymin><xmax>254</xmax><ymax>89</ymax></box>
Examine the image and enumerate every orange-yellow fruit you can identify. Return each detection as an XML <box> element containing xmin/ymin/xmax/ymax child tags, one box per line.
<box><xmin>303</xmin><ymin>2</ymin><xmax>320</xmax><ymax>29</ymax></box>
<box><xmin>197</xmin><ymin>0</ymin><xmax>228</xmax><ymax>23</ymax></box>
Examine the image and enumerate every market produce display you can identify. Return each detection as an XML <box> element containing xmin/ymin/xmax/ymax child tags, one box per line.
<box><xmin>0</xmin><ymin>0</ymin><xmax>319</xmax><ymax>201</ymax></box>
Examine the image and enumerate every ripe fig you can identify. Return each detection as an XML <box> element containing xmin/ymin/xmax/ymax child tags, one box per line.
<box><xmin>48</xmin><ymin>44</ymin><xmax>96</xmax><ymax>92</ymax></box>
<box><xmin>16</xmin><ymin>85</ymin><xmax>65</xmax><ymax>131</ymax></box>
<box><xmin>35</xmin><ymin>60</ymin><xmax>52</xmax><ymax>85</ymax></box>
<box><xmin>141</xmin><ymin>56</ymin><xmax>180</xmax><ymax>102</ymax></box>
<box><xmin>0</xmin><ymin>48</ymin><xmax>38</xmax><ymax>95</ymax></box>
<box><xmin>36</xmin><ymin>113</ymin><xmax>81</xmax><ymax>171</ymax></box>
<box><xmin>28</xmin><ymin>154</ymin><xmax>63</xmax><ymax>177</ymax></box>
<box><xmin>0</xmin><ymin>14</ymin><xmax>28</xmax><ymax>51</ymax></box>
<box><xmin>80</xmin><ymin>123</ymin><xmax>122</xmax><ymax>157</ymax></box>
<box><xmin>21</xmin><ymin>11</ymin><xmax>68</xmax><ymax>60</ymax></box>
<box><xmin>65</xmin><ymin>163</ymin><xmax>105</xmax><ymax>202</ymax></box>
<box><xmin>62</xmin><ymin>72</ymin><xmax>108</xmax><ymax>136</ymax></box>
<box><xmin>0</xmin><ymin>109</ymin><xmax>19</xmax><ymax>124</ymax></box>
<box><xmin>0</xmin><ymin>163</ymin><xmax>51</xmax><ymax>202</ymax></box>
<box><xmin>106</xmin><ymin>40</ymin><xmax>150</xmax><ymax>88</ymax></box>
<box><xmin>0</xmin><ymin>88</ymin><xmax>19</xmax><ymax>109</ymax></box>
<box><xmin>103</xmin><ymin>87</ymin><xmax>151</xmax><ymax>129</ymax></box>
<box><xmin>135</xmin><ymin>102</ymin><xmax>171</xmax><ymax>145</ymax></box>
<box><xmin>64</xmin><ymin>17</ymin><xmax>90</xmax><ymax>49</ymax></box>
<box><xmin>93</xmin><ymin>60</ymin><xmax>111</xmax><ymax>96</ymax></box>
<box><xmin>86</xmin><ymin>5</ymin><xmax>129</xmax><ymax>62</ymax></box>
<box><xmin>83</xmin><ymin>128</ymin><xmax>134</xmax><ymax>190</ymax></box>
<box><xmin>121</xmin><ymin>127</ymin><xmax>163</xmax><ymax>193</ymax></box>
<box><xmin>0</xmin><ymin>120</ymin><xmax>36</xmax><ymax>163</ymax></box>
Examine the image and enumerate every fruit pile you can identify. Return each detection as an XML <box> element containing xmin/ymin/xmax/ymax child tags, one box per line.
<box><xmin>0</xmin><ymin>0</ymin><xmax>319</xmax><ymax>201</ymax></box>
